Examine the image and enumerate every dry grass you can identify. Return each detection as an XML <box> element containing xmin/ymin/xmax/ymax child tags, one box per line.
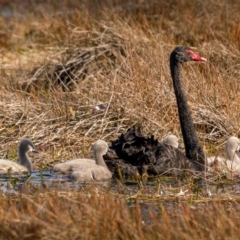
<box><xmin>0</xmin><ymin>0</ymin><xmax>240</xmax><ymax>166</ymax></box>
<box><xmin>1</xmin><ymin>184</ymin><xmax>240</xmax><ymax>240</ymax></box>
<box><xmin>0</xmin><ymin>0</ymin><xmax>240</xmax><ymax>238</ymax></box>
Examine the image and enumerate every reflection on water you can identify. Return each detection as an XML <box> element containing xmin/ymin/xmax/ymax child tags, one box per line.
<box><xmin>0</xmin><ymin>170</ymin><xmax>69</xmax><ymax>193</ymax></box>
<box><xmin>1</xmin><ymin>171</ymin><xmax>240</xmax><ymax>197</ymax></box>
<box><xmin>0</xmin><ymin>170</ymin><xmax>114</xmax><ymax>193</ymax></box>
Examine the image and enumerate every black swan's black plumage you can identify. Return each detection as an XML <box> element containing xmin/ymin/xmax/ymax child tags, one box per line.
<box><xmin>104</xmin><ymin>127</ymin><xmax>197</xmax><ymax>178</ymax></box>
<box><xmin>105</xmin><ymin>46</ymin><xmax>207</xmax><ymax>178</ymax></box>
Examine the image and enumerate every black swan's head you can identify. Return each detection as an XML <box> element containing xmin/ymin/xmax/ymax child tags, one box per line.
<box><xmin>171</xmin><ymin>46</ymin><xmax>206</xmax><ymax>64</ymax></box>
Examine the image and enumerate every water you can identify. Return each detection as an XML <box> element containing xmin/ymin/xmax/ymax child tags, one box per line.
<box><xmin>0</xmin><ymin>170</ymin><xmax>71</xmax><ymax>193</ymax></box>
<box><xmin>0</xmin><ymin>170</ymin><xmax>114</xmax><ymax>193</ymax></box>
<box><xmin>2</xmin><ymin>170</ymin><xmax>240</xmax><ymax>204</ymax></box>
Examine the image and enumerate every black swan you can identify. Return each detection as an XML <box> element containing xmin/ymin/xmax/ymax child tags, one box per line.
<box><xmin>105</xmin><ymin>46</ymin><xmax>207</xmax><ymax>177</ymax></box>
<box><xmin>0</xmin><ymin>139</ymin><xmax>38</xmax><ymax>174</ymax></box>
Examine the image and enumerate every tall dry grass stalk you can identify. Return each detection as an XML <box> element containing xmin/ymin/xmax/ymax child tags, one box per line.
<box><xmin>1</xmin><ymin>187</ymin><xmax>240</xmax><ymax>239</ymax></box>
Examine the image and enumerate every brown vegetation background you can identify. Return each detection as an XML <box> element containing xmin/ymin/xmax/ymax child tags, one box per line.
<box><xmin>1</xmin><ymin>0</ymin><xmax>240</xmax><ymax>238</ymax></box>
<box><xmin>0</xmin><ymin>0</ymin><xmax>240</xmax><ymax>167</ymax></box>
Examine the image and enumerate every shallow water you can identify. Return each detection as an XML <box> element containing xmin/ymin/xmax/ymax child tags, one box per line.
<box><xmin>0</xmin><ymin>170</ymin><xmax>236</xmax><ymax>192</ymax></box>
<box><xmin>0</xmin><ymin>170</ymin><xmax>70</xmax><ymax>193</ymax></box>
<box><xmin>1</xmin><ymin>170</ymin><xmax>240</xmax><ymax>201</ymax></box>
<box><xmin>0</xmin><ymin>170</ymin><xmax>114</xmax><ymax>193</ymax></box>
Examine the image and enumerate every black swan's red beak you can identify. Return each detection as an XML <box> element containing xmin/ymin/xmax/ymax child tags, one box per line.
<box><xmin>186</xmin><ymin>50</ymin><xmax>207</xmax><ymax>62</ymax></box>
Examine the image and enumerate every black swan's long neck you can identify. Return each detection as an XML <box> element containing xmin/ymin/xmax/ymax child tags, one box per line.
<box><xmin>170</xmin><ymin>56</ymin><xmax>205</xmax><ymax>170</ymax></box>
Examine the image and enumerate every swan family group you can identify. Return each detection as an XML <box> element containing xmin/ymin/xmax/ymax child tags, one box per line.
<box><xmin>0</xmin><ymin>46</ymin><xmax>239</xmax><ymax>181</ymax></box>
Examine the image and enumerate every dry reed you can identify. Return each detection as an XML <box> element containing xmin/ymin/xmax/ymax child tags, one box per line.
<box><xmin>1</xmin><ymin>185</ymin><xmax>240</xmax><ymax>240</ymax></box>
<box><xmin>0</xmin><ymin>0</ymin><xmax>240</xmax><ymax>165</ymax></box>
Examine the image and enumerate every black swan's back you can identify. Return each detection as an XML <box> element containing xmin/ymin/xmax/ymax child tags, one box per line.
<box><xmin>104</xmin><ymin>127</ymin><xmax>196</xmax><ymax>178</ymax></box>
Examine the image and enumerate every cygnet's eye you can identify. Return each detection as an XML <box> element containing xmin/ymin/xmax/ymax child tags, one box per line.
<box><xmin>28</xmin><ymin>145</ymin><xmax>38</xmax><ymax>153</ymax></box>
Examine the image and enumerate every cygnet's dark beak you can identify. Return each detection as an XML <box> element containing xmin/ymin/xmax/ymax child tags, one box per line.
<box><xmin>32</xmin><ymin>148</ymin><xmax>39</xmax><ymax>153</ymax></box>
